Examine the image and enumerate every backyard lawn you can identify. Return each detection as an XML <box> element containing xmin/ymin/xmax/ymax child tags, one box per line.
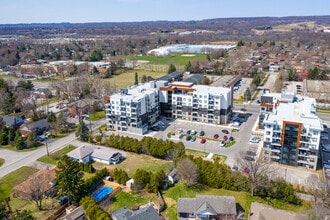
<box><xmin>93</xmin><ymin>152</ymin><xmax>173</xmax><ymax>177</ymax></box>
<box><xmin>107</xmin><ymin>191</ymin><xmax>157</xmax><ymax>213</ymax></box>
<box><xmin>0</xmin><ymin>166</ymin><xmax>39</xmax><ymax>202</ymax></box>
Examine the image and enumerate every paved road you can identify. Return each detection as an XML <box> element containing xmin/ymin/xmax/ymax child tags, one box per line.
<box><xmin>0</xmin><ymin>119</ymin><xmax>107</xmax><ymax>178</ymax></box>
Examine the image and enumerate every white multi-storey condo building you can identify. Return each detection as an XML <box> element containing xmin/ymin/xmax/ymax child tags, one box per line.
<box><xmin>159</xmin><ymin>82</ymin><xmax>232</xmax><ymax>124</ymax></box>
<box><xmin>105</xmin><ymin>80</ymin><xmax>232</xmax><ymax>134</ymax></box>
<box><xmin>261</xmin><ymin>91</ymin><xmax>323</xmax><ymax>170</ymax></box>
<box><xmin>105</xmin><ymin>81</ymin><xmax>164</xmax><ymax>134</ymax></box>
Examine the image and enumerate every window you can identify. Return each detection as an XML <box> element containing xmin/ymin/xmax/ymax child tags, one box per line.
<box><xmin>266</xmin><ymin>131</ymin><xmax>271</xmax><ymax>135</ymax></box>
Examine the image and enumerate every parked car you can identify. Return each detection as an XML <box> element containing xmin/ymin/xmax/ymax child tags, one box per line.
<box><xmin>199</xmin><ymin>130</ymin><xmax>205</xmax><ymax>136</ymax></box>
<box><xmin>231</xmin><ymin>164</ymin><xmax>238</xmax><ymax>171</ymax></box>
<box><xmin>191</xmin><ymin>130</ymin><xmax>197</xmax><ymax>135</ymax></box>
<box><xmin>223</xmin><ymin>135</ymin><xmax>228</xmax><ymax>141</ymax></box>
<box><xmin>191</xmin><ymin>137</ymin><xmax>196</xmax><ymax>142</ymax></box>
<box><xmin>177</xmin><ymin>128</ymin><xmax>183</xmax><ymax>133</ymax></box>
<box><xmin>179</xmin><ymin>134</ymin><xmax>184</xmax><ymax>139</ymax></box>
<box><xmin>200</xmin><ymin>138</ymin><xmax>206</xmax><ymax>144</ymax></box>
<box><xmin>58</xmin><ymin>196</ymin><xmax>68</xmax><ymax>205</ymax></box>
<box><xmin>229</xmin><ymin>136</ymin><xmax>234</xmax><ymax>141</ymax></box>
<box><xmin>219</xmin><ymin>141</ymin><xmax>226</xmax><ymax>147</ymax></box>
<box><xmin>213</xmin><ymin>134</ymin><xmax>219</xmax><ymax>139</ymax></box>
<box><xmin>221</xmin><ymin>129</ymin><xmax>229</xmax><ymax>134</ymax></box>
<box><xmin>186</xmin><ymin>130</ymin><xmax>191</xmax><ymax>135</ymax></box>
<box><xmin>186</xmin><ymin>135</ymin><xmax>192</xmax><ymax>141</ymax></box>
<box><xmin>249</xmin><ymin>136</ymin><xmax>261</xmax><ymax>143</ymax></box>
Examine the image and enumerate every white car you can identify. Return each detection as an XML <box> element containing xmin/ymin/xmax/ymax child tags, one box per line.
<box><xmin>177</xmin><ymin>128</ymin><xmax>183</xmax><ymax>133</ymax></box>
<box><xmin>219</xmin><ymin>141</ymin><xmax>226</xmax><ymax>147</ymax></box>
<box><xmin>249</xmin><ymin>136</ymin><xmax>261</xmax><ymax>143</ymax></box>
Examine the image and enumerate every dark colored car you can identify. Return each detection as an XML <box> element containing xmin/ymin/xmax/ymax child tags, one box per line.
<box><xmin>191</xmin><ymin>137</ymin><xmax>196</xmax><ymax>142</ymax></box>
<box><xmin>200</xmin><ymin>138</ymin><xmax>206</xmax><ymax>144</ymax></box>
<box><xmin>213</xmin><ymin>134</ymin><xmax>219</xmax><ymax>139</ymax></box>
<box><xmin>186</xmin><ymin>130</ymin><xmax>191</xmax><ymax>135</ymax></box>
<box><xmin>58</xmin><ymin>196</ymin><xmax>68</xmax><ymax>205</ymax></box>
<box><xmin>229</xmin><ymin>136</ymin><xmax>234</xmax><ymax>141</ymax></box>
<box><xmin>186</xmin><ymin>135</ymin><xmax>192</xmax><ymax>141</ymax></box>
<box><xmin>199</xmin><ymin>130</ymin><xmax>205</xmax><ymax>136</ymax></box>
<box><xmin>221</xmin><ymin>129</ymin><xmax>229</xmax><ymax>134</ymax></box>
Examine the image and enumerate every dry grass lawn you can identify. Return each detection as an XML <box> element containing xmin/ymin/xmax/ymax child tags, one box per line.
<box><xmin>93</xmin><ymin>152</ymin><xmax>173</xmax><ymax>177</ymax></box>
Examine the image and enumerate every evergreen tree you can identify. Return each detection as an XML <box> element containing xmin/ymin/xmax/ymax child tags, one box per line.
<box><xmin>141</xmin><ymin>75</ymin><xmax>147</xmax><ymax>83</ymax></box>
<box><xmin>167</xmin><ymin>64</ymin><xmax>177</xmax><ymax>73</ymax></box>
<box><xmin>14</xmin><ymin>130</ymin><xmax>25</xmax><ymax>150</ymax></box>
<box><xmin>244</xmin><ymin>88</ymin><xmax>252</xmax><ymax>101</ymax></box>
<box><xmin>56</xmin><ymin>155</ymin><xmax>85</xmax><ymax>204</ymax></box>
<box><xmin>185</xmin><ymin>61</ymin><xmax>192</xmax><ymax>72</ymax></box>
<box><xmin>134</xmin><ymin>72</ymin><xmax>138</xmax><ymax>85</ymax></box>
<box><xmin>75</xmin><ymin>120</ymin><xmax>89</xmax><ymax>142</ymax></box>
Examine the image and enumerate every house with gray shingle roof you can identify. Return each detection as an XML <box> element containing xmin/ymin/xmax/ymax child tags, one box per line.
<box><xmin>177</xmin><ymin>195</ymin><xmax>237</xmax><ymax>220</ymax></box>
<box><xmin>112</xmin><ymin>204</ymin><xmax>162</xmax><ymax>220</ymax></box>
<box><xmin>67</xmin><ymin>145</ymin><xmax>124</xmax><ymax>165</ymax></box>
<box><xmin>67</xmin><ymin>145</ymin><xmax>94</xmax><ymax>164</ymax></box>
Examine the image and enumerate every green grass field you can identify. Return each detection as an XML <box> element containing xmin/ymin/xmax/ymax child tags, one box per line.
<box><xmin>0</xmin><ymin>166</ymin><xmax>39</xmax><ymax>202</ymax></box>
<box><xmin>108</xmin><ymin>191</ymin><xmax>157</xmax><ymax>213</ymax></box>
<box><xmin>94</xmin><ymin>153</ymin><xmax>173</xmax><ymax>177</ymax></box>
<box><xmin>104</xmin><ymin>70</ymin><xmax>166</xmax><ymax>90</ymax></box>
<box><xmin>126</xmin><ymin>53</ymin><xmax>208</xmax><ymax>66</ymax></box>
<box><xmin>37</xmin><ymin>145</ymin><xmax>76</xmax><ymax>165</ymax></box>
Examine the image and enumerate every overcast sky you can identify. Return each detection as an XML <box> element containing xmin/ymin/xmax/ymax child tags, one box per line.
<box><xmin>1</xmin><ymin>0</ymin><xmax>329</xmax><ymax>24</ymax></box>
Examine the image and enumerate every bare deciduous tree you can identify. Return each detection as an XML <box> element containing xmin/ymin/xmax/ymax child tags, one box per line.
<box><xmin>176</xmin><ymin>158</ymin><xmax>199</xmax><ymax>186</ymax></box>
<box><xmin>306</xmin><ymin>175</ymin><xmax>330</xmax><ymax>219</ymax></box>
<box><xmin>236</xmin><ymin>150</ymin><xmax>276</xmax><ymax>196</ymax></box>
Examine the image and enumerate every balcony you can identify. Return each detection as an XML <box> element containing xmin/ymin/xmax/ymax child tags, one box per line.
<box><xmin>270</xmin><ymin>148</ymin><xmax>281</xmax><ymax>153</ymax></box>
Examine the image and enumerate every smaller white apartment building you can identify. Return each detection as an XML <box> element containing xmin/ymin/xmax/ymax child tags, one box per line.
<box><xmin>105</xmin><ymin>81</ymin><xmax>165</xmax><ymax>134</ymax></box>
<box><xmin>261</xmin><ymin>91</ymin><xmax>323</xmax><ymax>170</ymax></box>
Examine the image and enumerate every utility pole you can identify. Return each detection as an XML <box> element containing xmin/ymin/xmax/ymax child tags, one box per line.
<box><xmin>45</xmin><ymin>138</ymin><xmax>49</xmax><ymax>156</ymax></box>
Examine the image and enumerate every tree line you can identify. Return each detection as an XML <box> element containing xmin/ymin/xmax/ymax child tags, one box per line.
<box><xmin>105</xmin><ymin>134</ymin><xmax>185</xmax><ymax>160</ymax></box>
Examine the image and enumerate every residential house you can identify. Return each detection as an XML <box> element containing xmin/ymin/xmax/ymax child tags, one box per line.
<box><xmin>0</xmin><ymin>115</ymin><xmax>25</xmax><ymax>130</ymax></box>
<box><xmin>66</xmin><ymin>98</ymin><xmax>101</xmax><ymax>117</ymax></box>
<box><xmin>67</xmin><ymin>145</ymin><xmax>124</xmax><ymax>165</ymax></box>
<box><xmin>67</xmin><ymin>145</ymin><xmax>94</xmax><ymax>164</ymax></box>
<box><xmin>19</xmin><ymin>118</ymin><xmax>50</xmax><ymax>137</ymax></box>
<box><xmin>13</xmin><ymin>168</ymin><xmax>57</xmax><ymax>200</ymax></box>
<box><xmin>62</xmin><ymin>206</ymin><xmax>86</xmax><ymax>220</ymax></box>
<box><xmin>112</xmin><ymin>204</ymin><xmax>162</xmax><ymax>220</ymax></box>
<box><xmin>177</xmin><ymin>195</ymin><xmax>237</xmax><ymax>220</ymax></box>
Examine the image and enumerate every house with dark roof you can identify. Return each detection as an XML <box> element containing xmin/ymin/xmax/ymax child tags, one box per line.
<box><xmin>19</xmin><ymin>118</ymin><xmax>50</xmax><ymax>137</ymax></box>
<box><xmin>183</xmin><ymin>74</ymin><xmax>205</xmax><ymax>84</ymax></box>
<box><xmin>157</xmin><ymin>71</ymin><xmax>183</xmax><ymax>82</ymax></box>
<box><xmin>112</xmin><ymin>204</ymin><xmax>162</xmax><ymax>220</ymax></box>
<box><xmin>177</xmin><ymin>195</ymin><xmax>237</xmax><ymax>220</ymax></box>
<box><xmin>0</xmin><ymin>115</ymin><xmax>25</xmax><ymax>130</ymax></box>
